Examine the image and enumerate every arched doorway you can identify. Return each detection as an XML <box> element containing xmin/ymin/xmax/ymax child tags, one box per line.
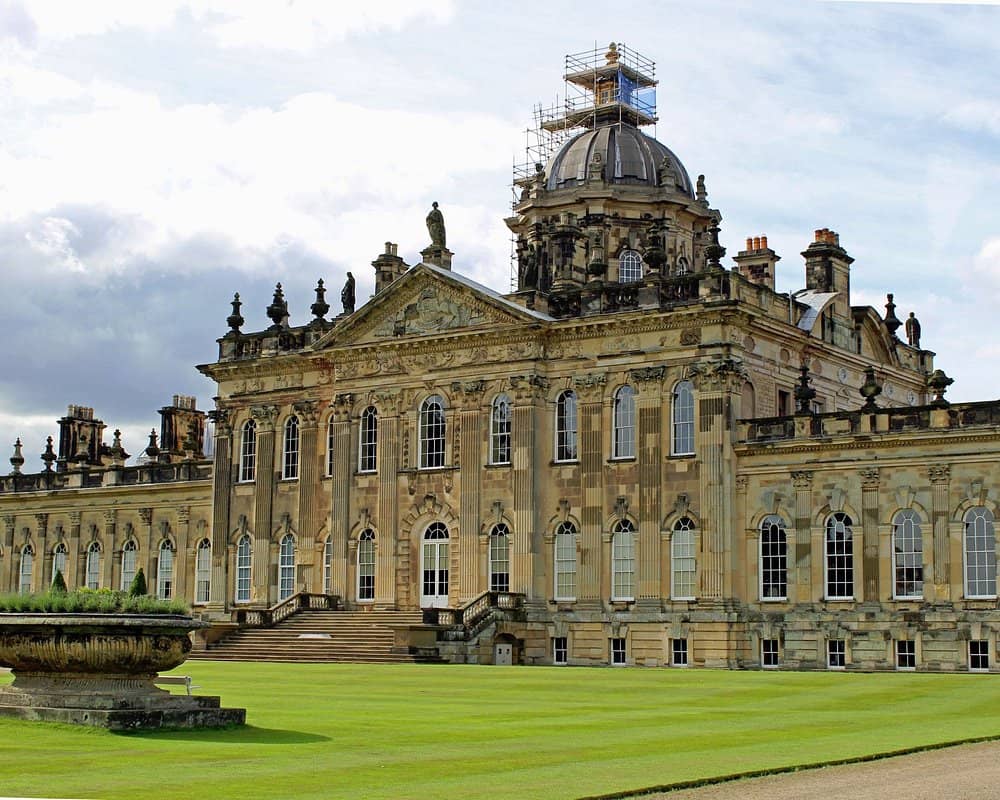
<box><xmin>420</xmin><ymin>522</ymin><xmax>450</xmax><ymax>608</ymax></box>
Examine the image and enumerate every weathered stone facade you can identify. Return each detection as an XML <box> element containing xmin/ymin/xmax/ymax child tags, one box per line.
<box><xmin>2</xmin><ymin>43</ymin><xmax>998</xmax><ymax>671</ymax></box>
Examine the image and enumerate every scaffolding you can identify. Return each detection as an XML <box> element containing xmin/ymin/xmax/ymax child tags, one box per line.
<box><xmin>510</xmin><ymin>42</ymin><xmax>658</xmax><ymax>290</ymax></box>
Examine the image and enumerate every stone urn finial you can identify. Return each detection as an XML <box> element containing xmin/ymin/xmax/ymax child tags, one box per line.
<box><xmin>927</xmin><ymin>368</ymin><xmax>954</xmax><ymax>408</ymax></box>
<box><xmin>860</xmin><ymin>366</ymin><xmax>882</xmax><ymax>410</ymax></box>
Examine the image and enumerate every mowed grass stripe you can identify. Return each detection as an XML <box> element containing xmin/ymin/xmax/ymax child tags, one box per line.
<box><xmin>1</xmin><ymin>663</ymin><xmax>999</xmax><ymax>800</ymax></box>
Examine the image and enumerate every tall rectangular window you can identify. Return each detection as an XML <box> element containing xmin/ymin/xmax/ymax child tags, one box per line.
<box><xmin>554</xmin><ymin>522</ymin><xmax>577</xmax><ymax>600</ymax></box>
<box><xmin>611</xmin><ymin>521</ymin><xmax>636</xmax><ymax>601</ymax></box>
<box><xmin>326</xmin><ymin>417</ymin><xmax>336</xmax><ymax>477</ymax></box>
<box><xmin>612</xmin><ymin>386</ymin><xmax>635</xmax><ymax>459</ymax></box>
<box><xmin>239</xmin><ymin>420</ymin><xmax>256</xmax><ymax>483</ymax></box>
<box><xmin>969</xmin><ymin>640</ymin><xmax>989</xmax><ymax>672</ymax></box>
<box><xmin>195</xmin><ymin>539</ymin><xmax>211</xmax><ymax>604</ymax></box>
<box><xmin>490</xmin><ymin>394</ymin><xmax>511</xmax><ymax>465</ymax></box>
<box><xmin>671</xmin><ymin>639</ymin><xmax>689</xmax><ymax>667</ymax></box>
<box><xmin>282</xmin><ymin>416</ymin><xmax>300</xmax><ymax>480</ymax></box>
<box><xmin>419</xmin><ymin>396</ymin><xmax>446</xmax><ymax>469</ymax></box>
<box><xmin>964</xmin><ymin>507</ymin><xmax>997</xmax><ymax>599</ymax></box>
<box><xmin>555</xmin><ymin>390</ymin><xmax>578</xmax><ymax>462</ymax></box>
<box><xmin>552</xmin><ymin>636</ymin><xmax>568</xmax><ymax>665</ymax></box>
<box><xmin>761</xmin><ymin>639</ymin><xmax>779</xmax><ymax>668</ymax></box>
<box><xmin>893</xmin><ymin>509</ymin><xmax>923</xmax><ymax>599</ymax></box>
<box><xmin>828</xmin><ymin>639</ymin><xmax>846</xmax><ymax>669</ymax></box>
<box><xmin>671</xmin><ymin>518</ymin><xmax>697</xmax><ymax>600</ymax></box>
<box><xmin>896</xmin><ymin>640</ymin><xmax>916</xmax><ymax>670</ymax></box>
<box><xmin>671</xmin><ymin>381</ymin><xmax>695</xmax><ymax>456</ymax></box>
<box><xmin>825</xmin><ymin>513</ymin><xmax>854</xmax><ymax>600</ymax></box>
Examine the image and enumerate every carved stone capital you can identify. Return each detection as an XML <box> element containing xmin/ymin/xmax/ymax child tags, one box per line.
<box><xmin>573</xmin><ymin>372</ymin><xmax>607</xmax><ymax>400</ymax></box>
<box><xmin>34</xmin><ymin>513</ymin><xmax>48</xmax><ymax>531</ymax></box>
<box><xmin>450</xmin><ymin>380</ymin><xmax>486</xmax><ymax>409</ymax></box>
<box><xmin>177</xmin><ymin>506</ymin><xmax>191</xmax><ymax>524</ymax></box>
<box><xmin>373</xmin><ymin>390</ymin><xmax>401</xmax><ymax>415</ymax></box>
<box><xmin>735</xmin><ymin>475</ymin><xmax>748</xmax><ymax>491</ymax></box>
<box><xmin>689</xmin><ymin>358</ymin><xmax>747</xmax><ymax>393</ymax></box>
<box><xmin>331</xmin><ymin>393</ymin><xmax>354</xmax><ymax>422</ymax></box>
<box><xmin>509</xmin><ymin>374</ymin><xmax>549</xmax><ymax>403</ymax></box>
<box><xmin>859</xmin><ymin>467</ymin><xmax>880</xmax><ymax>489</ymax></box>
<box><xmin>292</xmin><ymin>400</ymin><xmax>320</xmax><ymax>427</ymax></box>
<box><xmin>791</xmin><ymin>470</ymin><xmax>813</xmax><ymax>490</ymax></box>
<box><xmin>3</xmin><ymin>514</ymin><xmax>14</xmax><ymax>534</ymax></box>
<box><xmin>928</xmin><ymin>464</ymin><xmax>951</xmax><ymax>485</ymax></box>
<box><xmin>138</xmin><ymin>508</ymin><xmax>153</xmax><ymax>526</ymax></box>
<box><xmin>208</xmin><ymin>407</ymin><xmax>232</xmax><ymax>436</ymax></box>
<box><xmin>103</xmin><ymin>509</ymin><xmax>117</xmax><ymax>526</ymax></box>
<box><xmin>250</xmin><ymin>404</ymin><xmax>280</xmax><ymax>431</ymax></box>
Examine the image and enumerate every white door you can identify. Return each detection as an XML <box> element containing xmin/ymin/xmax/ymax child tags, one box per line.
<box><xmin>494</xmin><ymin>643</ymin><xmax>513</xmax><ymax>665</ymax></box>
<box><xmin>421</xmin><ymin>524</ymin><xmax>450</xmax><ymax>608</ymax></box>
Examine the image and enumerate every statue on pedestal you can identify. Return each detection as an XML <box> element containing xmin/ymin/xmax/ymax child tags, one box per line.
<box><xmin>426</xmin><ymin>202</ymin><xmax>446</xmax><ymax>248</ymax></box>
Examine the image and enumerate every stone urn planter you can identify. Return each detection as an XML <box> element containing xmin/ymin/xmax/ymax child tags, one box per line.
<box><xmin>0</xmin><ymin>613</ymin><xmax>245</xmax><ymax>730</ymax></box>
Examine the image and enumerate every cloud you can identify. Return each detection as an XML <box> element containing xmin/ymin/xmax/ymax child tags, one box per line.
<box><xmin>13</xmin><ymin>0</ymin><xmax>455</xmax><ymax>51</ymax></box>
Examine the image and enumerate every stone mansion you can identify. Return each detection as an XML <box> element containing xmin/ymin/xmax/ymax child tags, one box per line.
<box><xmin>2</xmin><ymin>43</ymin><xmax>998</xmax><ymax>671</ymax></box>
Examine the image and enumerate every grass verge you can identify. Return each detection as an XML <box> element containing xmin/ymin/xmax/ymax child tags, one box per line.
<box><xmin>1</xmin><ymin>663</ymin><xmax>998</xmax><ymax>799</ymax></box>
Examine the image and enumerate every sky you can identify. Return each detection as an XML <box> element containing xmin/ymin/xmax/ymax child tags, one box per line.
<box><xmin>1</xmin><ymin>0</ymin><xmax>999</xmax><ymax>470</ymax></box>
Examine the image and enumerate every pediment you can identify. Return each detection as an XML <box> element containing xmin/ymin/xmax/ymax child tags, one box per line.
<box><xmin>313</xmin><ymin>264</ymin><xmax>549</xmax><ymax>349</ymax></box>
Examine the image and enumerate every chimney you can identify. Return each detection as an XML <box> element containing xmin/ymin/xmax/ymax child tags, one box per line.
<box><xmin>372</xmin><ymin>241</ymin><xmax>409</xmax><ymax>295</ymax></box>
<box><xmin>732</xmin><ymin>233</ymin><xmax>780</xmax><ymax>291</ymax></box>
<box><xmin>803</xmin><ymin>227</ymin><xmax>853</xmax><ymax>300</ymax></box>
<box><xmin>56</xmin><ymin>405</ymin><xmax>106</xmax><ymax>471</ymax></box>
<box><xmin>158</xmin><ymin>395</ymin><xmax>206</xmax><ymax>461</ymax></box>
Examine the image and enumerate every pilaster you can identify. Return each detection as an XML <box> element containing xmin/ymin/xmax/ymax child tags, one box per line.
<box><xmin>453</xmin><ymin>380</ymin><xmax>485</xmax><ymax>602</ymax></box>
<box><xmin>208</xmin><ymin>407</ymin><xmax>232</xmax><ymax>610</ymax></box>
<box><xmin>375</xmin><ymin>391</ymin><xmax>399</xmax><ymax>606</ymax></box>
<box><xmin>68</xmin><ymin>511</ymin><xmax>81</xmax><ymax>588</ymax></box>
<box><xmin>860</xmin><ymin>467</ymin><xmax>880</xmax><ymax>601</ymax></box>
<box><xmin>690</xmin><ymin>358</ymin><xmax>745</xmax><ymax>599</ymax></box>
<box><xmin>250</xmin><ymin>404</ymin><xmax>278</xmax><ymax>605</ymax></box>
<box><xmin>294</xmin><ymin>400</ymin><xmax>320</xmax><ymax>593</ymax></box>
<box><xmin>574</xmin><ymin>372</ymin><xmax>606</xmax><ymax>607</ymax></box>
<box><xmin>510</xmin><ymin>374</ymin><xmax>546</xmax><ymax>600</ymax></box>
<box><xmin>35</xmin><ymin>513</ymin><xmax>48</xmax><ymax>589</ymax></box>
<box><xmin>630</xmin><ymin>366</ymin><xmax>665</xmax><ymax>607</ymax></box>
<box><xmin>3</xmin><ymin>515</ymin><xmax>15</xmax><ymax>592</ymax></box>
<box><xmin>103</xmin><ymin>510</ymin><xmax>117</xmax><ymax>590</ymax></box>
<box><xmin>792</xmin><ymin>470</ymin><xmax>814</xmax><ymax>602</ymax></box>
<box><xmin>929</xmin><ymin>464</ymin><xmax>951</xmax><ymax>601</ymax></box>
<box><xmin>330</xmin><ymin>394</ymin><xmax>353</xmax><ymax>601</ymax></box>
<box><xmin>175</xmin><ymin>505</ymin><xmax>190</xmax><ymax>601</ymax></box>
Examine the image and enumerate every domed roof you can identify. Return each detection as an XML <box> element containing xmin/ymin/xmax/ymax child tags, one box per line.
<box><xmin>545</xmin><ymin>124</ymin><xmax>694</xmax><ymax>197</ymax></box>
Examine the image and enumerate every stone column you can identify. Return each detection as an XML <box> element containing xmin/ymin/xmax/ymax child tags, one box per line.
<box><xmin>375</xmin><ymin>391</ymin><xmax>400</xmax><ymax>607</ymax></box>
<box><xmin>138</xmin><ymin>507</ymin><xmax>154</xmax><ymax>582</ymax></box>
<box><xmin>329</xmin><ymin>394</ymin><xmax>353</xmax><ymax>601</ymax></box>
<box><xmin>510</xmin><ymin>375</ymin><xmax>546</xmax><ymax>601</ymax></box>
<box><xmin>690</xmin><ymin>359</ymin><xmax>745</xmax><ymax>600</ymax></box>
<box><xmin>2</xmin><ymin>515</ymin><xmax>14</xmax><ymax>592</ymax></box>
<box><xmin>103</xmin><ymin>510</ymin><xmax>117</xmax><ymax>590</ymax></box>
<box><xmin>35</xmin><ymin>513</ymin><xmax>48</xmax><ymax>589</ymax></box>
<box><xmin>175</xmin><ymin>506</ymin><xmax>190</xmax><ymax>602</ymax></box>
<box><xmin>454</xmin><ymin>380</ymin><xmax>485</xmax><ymax>603</ymax></box>
<box><xmin>207</xmin><ymin>408</ymin><xmax>233</xmax><ymax>611</ymax></box>
<box><xmin>631</xmin><ymin>367</ymin><xmax>665</xmax><ymax>609</ymax></box>
<box><xmin>792</xmin><ymin>471</ymin><xmax>814</xmax><ymax>602</ymax></box>
<box><xmin>860</xmin><ymin>467</ymin><xmax>880</xmax><ymax>602</ymax></box>
<box><xmin>294</xmin><ymin>400</ymin><xmax>320</xmax><ymax>593</ymax></box>
<box><xmin>68</xmin><ymin>511</ymin><xmax>82</xmax><ymax>588</ymax></box>
<box><xmin>574</xmin><ymin>373</ymin><xmax>606</xmax><ymax>608</ymax></box>
<box><xmin>929</xmin><ymin>464</ymin><xmax>951</xmax><ymax>601</ymax></box>
<box><xmin>734</xmin><ymin>476</ymin><xmax>750</xmax><ymax>602</ymax></box>
<box><xmin>250</xmin><ymin>405</ymin><xmax>278</xmax><ymax>605</ymax></box>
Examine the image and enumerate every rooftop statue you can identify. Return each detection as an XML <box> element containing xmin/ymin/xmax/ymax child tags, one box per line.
<box><xmin>341</xmin><ymin>272</ymin><xmax>356</xmax><ymax>315</ymax></box>
<box><xmin>426</xmin><ymin>201</ymin><xmax>446</xmax><ymax>249</ymax></box>
<box><xmin>906</xmin><ymin>311</ymin><xmax>921</xmax><ymax>348</ymax></box>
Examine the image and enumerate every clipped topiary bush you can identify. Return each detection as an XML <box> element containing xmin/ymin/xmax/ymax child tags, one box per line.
<box><xmin>51</xmin><ymin>570</ymin><xmax>68</xmax><ymax>594</ymax></box>
<box><xmin>0</xmin><ymin>588</ymin><xmax>189</xmax><ymax>615</ymax></box>
<box><xmin>128</xmin><ymin>567</ymin><xmax>148</xmax><ymax>597</ymax></box>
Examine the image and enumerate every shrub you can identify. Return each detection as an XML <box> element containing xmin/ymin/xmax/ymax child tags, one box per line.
<box><xmin>51</xmin><ymin>570</ymin><xmax>68</xmax><ymax>594</ymax></box>
<box><xmin>128</xmin><ymin>568</ymin><xmax>148</xmax><ymax>597</ymax></box>
<box><xmin>0</xmin><ymin>588</ymin><xmax>189</xmax><ymax>615</ymax></box>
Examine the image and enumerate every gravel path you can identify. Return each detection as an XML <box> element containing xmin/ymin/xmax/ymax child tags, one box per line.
<box><xmin>635</xmin><ymin>741</ymin><xmax>1000</xmax><ymax>800</ymax></box>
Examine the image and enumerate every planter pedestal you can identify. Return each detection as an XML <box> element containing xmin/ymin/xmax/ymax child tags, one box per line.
<box><xmin>0</xmin><ymin>613</ymin><xmax>246</xmax><ymax>730</ymax></box>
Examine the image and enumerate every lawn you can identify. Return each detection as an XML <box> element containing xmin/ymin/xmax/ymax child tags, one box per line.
<box><xmin>1</xmin><ymin>663</ymin><xmax>999</xmax><ymax>800</ymax></box>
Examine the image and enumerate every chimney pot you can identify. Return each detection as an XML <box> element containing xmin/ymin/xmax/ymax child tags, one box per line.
<box><xmin>752</xmin><ymin>236</ymin><xmax>761</xmax><ymax>251</ymax></box>
<box><xmin>745</xmin><ymin>237</ymin><xmax>753</xmax><ymax>251</ymax></box>
<box><xmin>761</xmin><ymin>235</ymin><xmax>768</xmax><ymax>249</ymax></box>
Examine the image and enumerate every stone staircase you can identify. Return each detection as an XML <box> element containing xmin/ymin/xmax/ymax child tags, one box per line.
<box><xmin>191</xmin><ymin>609</ymin><xmax>442</xmax><ymax>664</ymax></box>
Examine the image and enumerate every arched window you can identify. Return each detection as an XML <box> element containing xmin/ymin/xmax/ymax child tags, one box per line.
<box><xmin>489</xmin><ymin>523</ymin><xmax>510</xmax><ymax>592</ymax></box>
<box><xmin>19</xmin><ymin>544</ymin><xmax>33</xmax><ymax>594</ymax></box>
<box><xmin>279</xmin><ymin>533</ymin><xmax>296</xmax><ymax>600</ymax></box>
<box><xmin>359</xmin><ymin>406</ymin><xmax>378</xmax><ymax>473</ymax></box>
<box><xmin>235</xmin><ymin>534</ymin><xmax>252</xmax><ymax>603</ymax></box>
<box><xmin>964</xmin><ymin>507</ymin><xmax>996</xmax><ymax>599</ymax></box>
<box><xmin>323</xmin><ymin>535</ymin><xmax>333</xmax><ymax>594</ymax></box>
<box><xmin>611</xmin><ymin>519</ymin><xmax>636</xmax><ymax>601</ymax></box>
<box><xmin>893</xmin><ymin>509</ymin><xmax>923</xmax><ymax>599</ymax></box>
<box><xmin>326</xmin><ymin>416</ymin><xmax>336</xmax><ymax>477</ymax></box>
<box><xmin>85</xmin><ymin>541</ymin><xmax>101</xmax><ymax>589</ymax></box>
<box><xmin>490</xmin><ymin>394</ymin><xmax>512</xmax><ymax>465</ymax></box>
<box><xmin>825</xmin><ymin>512</ymin><xmax>854</xmax><ymax>600</ymax></box>
<box><xmin>618</xmin><ymin>249</ymin><xmax>643</xmax><ymax>283</ymax></box>
<box><xmin>195</xmin><ymin>538</ymin><xmax>211</xmax><ymax>604</ymax></box>
<box><xmin>157</xmin><ymin>539</ymin><xmax>175</xmax><ymax>599</ymax></box>
<box><xmin>240</xmin><ymin>419</ymin><xmax>256</xmax><ymax>483</ymax></box>
<box><xmin>554</xmin><ymin>521</ymin><xmax>577</xmax><ymax>600</ymax></box>
<box><xmin>613</xmin><ymin>385</ymin><xmax>636</xmax><ymax>459</ymax></box>
<box><xmin>52</xmin><ymin>541</ymin><xmax>68</xmax><ymax>585</ymax></box>
<box><xmin>419</xmin><ymin>395</ymin><xmax>446</xmax><ymax>469</ymax></box>
<box><xmin>282</xmin><ymin>415</ymin><xmax>300</xmax><ymax>480</ymax></box>
<box><xmin>760</xmin><ymin>515</ymin><xmax>787</xmax><ymax>600</ymax></box>
<box><xmin>357</xmin><ymin>529</ymin><xmax>375</xmax><ymax>601</ymax></box>
<box><xmin>671</xmin><ymin>381</ymin><xmax>695</xmax><ymax>456</ymax></box>
<box><xmin>120</xmin><ymin>539</ymin><xmax>138</xmax><ymax>591</ymax></box>
<box><xmin>671</xmin><ymin>517</ymin><xmax>697</xmax><ymax>600</ymax></box>
<box><xmin>555</xmin><ymin>390</ymin><xmax>578</xmax><ymax>462</ymax></box>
